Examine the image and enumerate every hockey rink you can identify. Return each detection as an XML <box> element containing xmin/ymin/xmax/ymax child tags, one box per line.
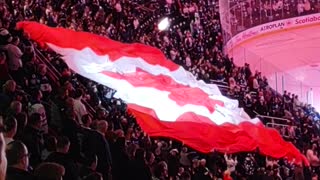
<box><xmin>228</xmin><ymin>23</ymin><xmax>320</xmax><ymax>110</ymax></box>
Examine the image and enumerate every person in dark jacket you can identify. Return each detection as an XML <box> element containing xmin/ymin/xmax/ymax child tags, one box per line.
<box><xmin>111</xmin><ymin>137</ymin><xmax>130</xmax><ymax>180</ymax></box>
<box><xmin>34</xmin><ymin>162</ymin><xmax>65</xmax><ymax>180</ymax></box>
<box><xmin>80</xmin><ymin>114</ymin><xmax>95</xmax><ymax>157</ymax></box>
<box><xmin>193</xmin><ymin>159</ymin><xmax>211</xmax><ymax>180</ymax></box>
<box><xmin>0</xmin><ymin>80</ymin><xmax>17</xmax><ymax>115</ymax></box>
<box><xmin>21</xmin><ymin>113</ymin><xmax>44</xmax><ymax>168</ymax></box>
<box><xmin>153</xmin><ymin>161</ymin><xmax>168</xmax><ymax>180</ymax></box>
<box><xmin>45</xmin><ymin>136</ymin><xmax>79</xmax><ymax>180</ymax></box>
<box><xmin>0</xmin><ymin>51</ymin><xmax>9</xmax><ymax>87</ymax></box>
<box><xmin>94</xmin><ymin>121</ymin><xmax>112</xmax><ymax>180</ymax></box>
<box><xmin>81</xmin><ymin>118</ymin><xmax>112</xmax><ymax>179</ymax></box>
<box><xmin>79</xmin><ymin>155</ymin><xmax>98</xmax><ymax>179</ymax></box>
<box><xmin>168</xmin><ymin>149</ymin><xmax>180</xmax><ymax>179</ymax></box>
<box><xmin>14</xmin><ymin>112</ymin><xmax>27</xmax><ymax>141</ymax></box>
<box><xmin>61</xmin><ymin>110</ymin><xmax>82</xmax><ymax>160</ymax></box>
<box><xmin>6</xmin><ymin>140</ymin><xmax>35</xmax><ymax>180</ymax></box>
<box><xmin>128</xmin><ymin>148</ymin><xmax>152</xmax><ymax>180</ymax></box>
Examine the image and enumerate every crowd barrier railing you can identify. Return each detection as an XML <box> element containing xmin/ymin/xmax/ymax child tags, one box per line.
<box><xmin>34</xmin><ymin>48</ymin><xmax>97</xmax><ymax>118</ymax></box>
<box><xmin>266</xmin><ymin>122</ymin><xmax>294</xmax><ymax>139</ymax></box>
<box><xmin>254</xmin><ymin>110</ymin><xmax>291</xmax><ymax>124</ymax></box>
<box><xmin>35</xmin><ymin>49</ymin><xmax>60</xmax><ymax>86</ymax></box>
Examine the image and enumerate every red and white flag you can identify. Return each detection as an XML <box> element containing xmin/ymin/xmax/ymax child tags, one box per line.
<box><xmin>17</xmin><ymin>21</ymin><xmax>308</xmax><ymax>164</ymax></box>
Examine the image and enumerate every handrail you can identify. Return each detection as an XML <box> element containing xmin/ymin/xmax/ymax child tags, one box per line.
<box><xmin>9</xmin><ymin>72</ymin><xmax>57</xmax><ymax>135</ymax></box>
<box><xmin>266</xmin><ymin>122</ymin><xmax>295</xmax><ymax>128</ymax></box>
<box><xmin>210</xmin><ymin>79</ymin><xmax>228</xmax><ymax>85</ymax></box>
<box><xmin>135</xmin><ymin>5</ymin><xmax>154</xmax><ymax>12</ymax></box>
<box><xmin>266</xmin><ymin>123</ymin><xmax>295</xmax><ymax>139</ymax></box>
<box><xmin>254</xmin><ymin>111</ymin><xmax>290</xmax><ymax>123</ymax></box>
<box><xmin>130</xmin><ymin>2</ymin><xmax>155</xmax><ymax>12</ymax></box>
<box><xmin>35</xmin><ymin>49</ymin><xmax>61</xmax><ymax>76</ymax></box>
<box><xmin>216</xmin><ymin>84</ymin><xmax>229</xmax><ymax>89</ymax></box>
<box><xmin>35</xmin><ymin>52</ymin><xmax>60</xmax><ymax>85</ymax></box>
<box><xmin>34</xmin><ymin>48</ymin><xmax>96</xmax><ymax>117</ymax></box>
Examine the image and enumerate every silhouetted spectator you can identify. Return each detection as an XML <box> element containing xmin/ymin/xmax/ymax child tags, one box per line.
<box><xmin>6</xmin><ymin>140</ymin><xmax>35</xmax><ymax>180</ymax></box>
<box><xmin>3</xmin><ymin>116</ymin><xmax>17</xmax><ymax>145</ymax></box>
<box><xmin>79</xmin><ymin>155</ymin><xmax>98</xmax><ymax>180</ymax></box>
<box><xmin>21</xmin><ymin>113</ymin><xmax>44</xmax><ymax>168</ymax></box>
<box><xmin>45</xmin><ymin>136</ymin><xmax>79</xmax><ymax>180</ymax></box>
<box><xmin>34</xmin><ymin>162</ymin><xmax>65</xmax><ymax>180</ymax></box>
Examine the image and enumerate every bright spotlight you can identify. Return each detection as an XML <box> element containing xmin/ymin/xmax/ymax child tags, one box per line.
<box><xmin>158</xmin><ymin>17</ymin><xmax>170</xmax><ymax>31</ymax></box>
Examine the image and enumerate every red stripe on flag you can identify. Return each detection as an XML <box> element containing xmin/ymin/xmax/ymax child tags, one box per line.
<box><xmin>127</xmin><ymin>104</ymin><xmax>309</xmax><ymax>165</ymax></box>
<box><xmin>101</xmin><ymin>70</ymin><xmax>224</xmax><ymax>112</ymax></box>
<box><xmin>16</xmin><ymin>21</ymin><xmax>179</xmax><ymax>71</ymax></box>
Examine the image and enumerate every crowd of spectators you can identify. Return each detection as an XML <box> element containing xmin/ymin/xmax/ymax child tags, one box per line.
<box><xmin>0</xmin><ymin>0</ymin><xmax>320</xmax><ymax>180</ymax></box>
<box><xmin>225</xmin><ymin>0</ymin><xmax>320</xmax><ymax>37</ymax></box>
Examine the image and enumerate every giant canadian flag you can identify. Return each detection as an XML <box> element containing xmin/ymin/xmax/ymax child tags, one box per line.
<box><xmin>17</xmin><ymin>21</ymin><xmax>308</xmax><ymax>164</ymax></box>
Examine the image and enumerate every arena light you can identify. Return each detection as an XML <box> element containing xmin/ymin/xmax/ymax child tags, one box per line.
<box><xmin>158</xmin><ymin>17</ymin><xmax>170</xmax><ymax>31</ymax></box>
